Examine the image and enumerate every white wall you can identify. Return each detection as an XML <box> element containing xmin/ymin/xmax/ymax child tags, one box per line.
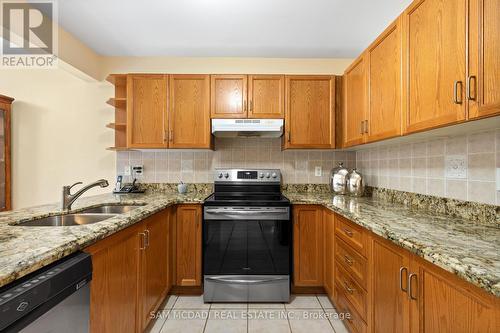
<box><xmin>0</xmin><ymin>67</ymin><xmax>115</xmax><ymax>209</ymax></box>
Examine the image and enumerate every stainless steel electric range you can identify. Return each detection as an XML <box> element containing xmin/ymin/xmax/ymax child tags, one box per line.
<box><xmin>203</xmin><ymin>168</ymin><xmax>291</xmax><ymax>303</ymax></box>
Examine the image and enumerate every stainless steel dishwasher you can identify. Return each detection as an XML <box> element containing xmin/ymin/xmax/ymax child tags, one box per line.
<box><xmin>0</xmin><ymin>252</ymin><xmax>92</xmax><ymax>333</ymax></box>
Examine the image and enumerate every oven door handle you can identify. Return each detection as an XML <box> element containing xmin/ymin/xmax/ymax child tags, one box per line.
<box><xmin>204</xmin><ymin>208</ymin><xmax>290</xmax><ymax>220</ymax></box>
<box><xmin>205</xmin><ymin>276</ymin><xmax>288</xmax><ymax>285</ymax></box>
<box><xmin>205</xmin><ymin>208</ymin><xmax>288</xmax><ymax>214</ymax></box>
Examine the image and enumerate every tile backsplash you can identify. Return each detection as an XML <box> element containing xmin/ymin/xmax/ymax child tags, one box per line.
<box><xmin>356</xmin><ymin>129</ymin><xmax>500</xmax><ymax>205</ymax></box>
<box><xmin>116</xmin><ymin>138</ymin><xmax>356</xmax><ymax>185</ymax></box>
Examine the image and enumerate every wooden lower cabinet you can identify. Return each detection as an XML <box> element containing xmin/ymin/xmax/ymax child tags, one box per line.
<box><xmin>86</xmin><ymin>224</ymin><xmax>142</xmax><ymax>333</ymax></box>
<box><xmin>139</xmin><ymin>209</ymin><xmax>171</xmax><ymax>331</ymax></box>
<box><xmin>86</xmin><ymin>207</ymin><xmax>174</xmax><ymax>333</ymax></box>
<box><xmin>175</xmin><ymin>204</ymin><xmax>202</xmax><ymax>287</ymax></box>
<box><xmin>372</xmin><ymin>235</ymin><xmax>409</xmax><ymax>333</ymax></box>
<box><xmin>323</xmin><ymin>208</ymin><xmax>335</xmax><ymax>299</ymax></box>
<box><xmin>293</xmin><ymin>205</ymin><xmax>324</xmax><ymax>287</ymax></box>
<box><xmin>409</xmin><ymin>256</ymin><xmax>499</xmax><ymax>333</ymax></box>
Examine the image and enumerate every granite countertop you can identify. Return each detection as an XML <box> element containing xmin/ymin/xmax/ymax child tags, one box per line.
<box><xmin>284</xmin><ymin>191</ymin><xmax>500</xmax><ymax>298</ymax></box>
<box><xmin>0</xmin><ymin>189</ymin><xmax>498</xmax><ymax>298</ymax></box>
<box><xmin>0</xmin><ymin>191</ymin><xmax>208</xmax><ymax>289</ymax></box>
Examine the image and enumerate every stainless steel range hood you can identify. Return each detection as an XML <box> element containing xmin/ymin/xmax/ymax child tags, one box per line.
<box><xmin>211</xmin><ymin>119</ymin><xmax>284</xmax><ymax>138</ymax></box>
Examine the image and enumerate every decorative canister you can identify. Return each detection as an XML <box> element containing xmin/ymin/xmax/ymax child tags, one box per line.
<box><xmin>330</xmin><ymin>162</ymin><xmax>349</xmax><ymax>194</ymax></box>
<box><xmin>178</xmin><ymin>181</ymin><xmax>188</xmax><ymax>194</ymax></box>
<box><xmin>347</xmin><ymin>168</ymin><xmax>365</xmax><ymax>197</ymax></box>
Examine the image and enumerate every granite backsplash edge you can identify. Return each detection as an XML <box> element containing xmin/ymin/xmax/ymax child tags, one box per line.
<box><xmin>137</xmin><ymin>183</ymin><xmax>498</xmax><ymax>225</ymax></box>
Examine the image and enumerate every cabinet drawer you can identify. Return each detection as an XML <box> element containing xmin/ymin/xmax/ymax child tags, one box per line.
<box><xmin>335</xmin><ymin>236</ymin><xmax>368</xmax><ymax>289</ymax></box>
<box><xmin>335</xmin><ymin>214</ymin><xmax>367</xmax><ymax>257</ymax></box>
<box><xmin>334</xmin><ymin>284</ymin><xmax>367</xmax><ymax>333</ymax></box>
<box><xmin>334</xmin><ymin>263</ymin><xmax>368</xmax><ymax>321</ymax></box>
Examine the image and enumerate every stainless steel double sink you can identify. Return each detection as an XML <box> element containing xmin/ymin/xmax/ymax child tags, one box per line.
<box><xmin>19</xmin><ymin>204</ymin><xmax>145</xmax><ymax>227</ymax></box>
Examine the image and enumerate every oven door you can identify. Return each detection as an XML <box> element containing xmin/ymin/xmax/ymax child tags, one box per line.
<box><xmin>203</xmin><ymin>206</ymin><xmax>291</xmax><ymax>302</ymax></box>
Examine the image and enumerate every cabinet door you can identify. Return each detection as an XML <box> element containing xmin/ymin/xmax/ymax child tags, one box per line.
<box><xmin>402</xmin><ymin>0</ymin><xmax>467</xmax><ymax>134</ymax></box>
<box><xmin>0</xmin><ymin>96</ymin><xmax>12</xmax><ymax>211</ymax></box>
<box><xmin>409</xmin><ymin>256</ymin><xmax>498</xmax><ymax>333</ymax></box>
<box><xmin>176</xmin><ymin>205</ymin><xmax>202</xmax><ymax>286</ymax></box>
<box><xmin>323</xmin><ymin>208</ymin><xmax>335</xmax><ymax>300</ymax></box>
<box><xmin>468</xmin><ymin>0</ymin><xmax>500</xmax><ymax>119</ymax></box>
<box><xmin>169</xmin><ymin>75</ymin><xmax>211</xmax><ymax>148</ymax></box>
<box><xmin>210</xmin><ymin>75</ymin><xmax>247</xmax><ymax>118</ymax></box>
<box><xmin>86</xmin><ymin>225</ymin><xmax>141</xmax><ymax>333</ymax></box>
<box><xmin>285</xmin><ymin>76</ymin><xmax>335</xmax><ymax>148</ymax></box>
<box><xmin>343</xmin><ymin>56</ymin><xmax>367</xmax><ymax>147</ymax></box>
<box><xmin>248</xmin><ymin>75</ymin><xmax>284</xmax><ymax>118</ymax></box>
<box><xmin>141</xmin><ymin>211</ymin><xmax>170</xmax><ymax>330</ymax></box>
<box><xmin>367</xmin><ymin>18</ymin><xmax>402</xmax><ymax>143</ymax></box>
<box><xmin>293</xmin><ymin>205</ymin><xmax>324</xmax><ymax>286</ymax></box>
<box><xmin>127</xmin><ymin>74</ymin><xmax>168</xmax><ymax>148</ymax></box>
<box><xmin>372</xmin><ymin>236</ymin><xmax>410</xmax><ymax>333</ymax></box>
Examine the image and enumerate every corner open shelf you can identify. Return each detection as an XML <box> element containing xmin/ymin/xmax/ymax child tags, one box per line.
<box><xmin>106</xmin><ymin>74</ymin><xmax>128</xmax><ymax>150</ymax></box>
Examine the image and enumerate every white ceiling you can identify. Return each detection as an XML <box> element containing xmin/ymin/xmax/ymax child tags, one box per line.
<box><xmin>52</xmin><ymin>0</ymin><xmax>412</xmax><ymax>58</ymax></box>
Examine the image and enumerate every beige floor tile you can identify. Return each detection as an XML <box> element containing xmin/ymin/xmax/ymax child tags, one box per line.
<box><xmin>173</xmin><ymin>295</ymin><xmax>210</xmax><ymax>309</ymax></box>
<box><xmin>287</xmin><ymin>310</ymin><xmax>334</xmax><ymax>333</ymax></box>
<box><xmin>146</xmin><ymin>312</ymin><xmax>168</xmax><ymax>333</ymax></box>
<box><xmin>160</xmin><ymin>295</ymin><xmax>178</xmax><ymax>310</ymax></box>
<box><xmin>248</xmin><ymin>310</ymin><xmax>291</xmax><ymax>333</ymax></box>
<box><xmin>159</xmin><ymin>310</ymin><xmax>208</xmax><ymax>333</ymax></box>
<box><xmin>285</xmin><ymin>295</ymin><xmax>322</xmax><ymax>309</ymax></box>
<box><xmin>210</xmin><ymin>302</ymin><xmax>248</xmax><ymax>309</ymax></box>
<box><xmin>317</xmin><ymin>295</ymin><xmax>334</xmax><ymax>309</ymax></box>
<box><xmin>205</xmin><ymin>310</ymin><xmax>247</xmax><ymax>333</ymax></box>
<box><xmin>324</xmin><ymin>310</ymin><xmax>349</xmax><ymax>333</ymax></box>
<box><xmin>248</xmin><ymin>303</ymin><xmax>286</xmax><ymax>309</ymax></box>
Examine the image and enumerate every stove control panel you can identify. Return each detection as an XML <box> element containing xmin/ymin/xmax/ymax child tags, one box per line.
<box><xmin>214</xmin><ymin>169</ymin><xmax>281</xmax><ymax>183</ymax></box>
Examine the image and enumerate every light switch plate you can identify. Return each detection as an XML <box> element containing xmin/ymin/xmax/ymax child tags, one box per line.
<box><xmin>496</xmin><ymin>168</ymin><xmax>500</xmax><ymax>191</ymax></box>
<box><xmin>445</xmin><ymin>155</ymin><xmax>467</xmax><ymax>179</ymax></box>
<box><xmin>123</xmin><ymin>165</ymin><xmax>131</xmax><ymax>176</ymax></box>
<box><xmin>132</xmin><ymin>165</ymin><xmax>144</xmax><ymax>178</ymax></box>
<box><xmin>315</xmin><ymin>166</ymin><xmax>322</xmax><ymax>177</ymax></box>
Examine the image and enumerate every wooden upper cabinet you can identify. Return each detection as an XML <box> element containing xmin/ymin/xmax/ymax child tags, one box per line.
<box><xmin>211</xmin><ymin>75</ymin><xmax>247</xmax><ymax>118</ymax></box>
<box><xmin>402</xmin><ymin>0</ymin><xmax>467</xmax><ymax>134</ymax></box>
<box><xmin>367</xmin><ymin>18</ymin><xmax>402</xmax><ymax>143</ymax></box>
<box><xmin>0</xmin><ymin>95</ymin><xmax>12</xmax><ymax>211</ymax></box>
<box><xmin>343</xmin><ymin>56</ymin><xmax>367</xmax><ymax>148</ymax></box>
<box><xmin>176</xmin><ymin>205</ymin><xmax>202</xmax><ymax>287</ymax></box>
<box><xmin>293</xmin><ymin>205</ymin><xmax>324</xmax><ymax>287</ymax></box>
<box><xmin>409</xmin><ymin>256</ymin><xmax>499</xmax><ymax>333</ymax></box>
<box><xmin>285</xmin><ymin>76</ymin><xmax>335</xmax><ymax>149</ymax></box>
<box><xmin>468</xmin><ymin>0</ymin><xmax>500</xmax><ymax>119</ymax></box>
<box><xmin>248</xmin><ymin>75</ymin><xmax>284</xmax><ymax>118</ymax></box>
<box><xmin>127</xmin><ymin>74</ymin><xmax>168</xmax><ymax>148</ymax></box>
<box><xmin>372</xmin><ymin>236</ymin><xmax>410</xmax><ymax>333</ymax></box>
<box><xmin>169</xmin><ymin>75</ymin><xmax>211</xmax><ymax>148</ymax></box>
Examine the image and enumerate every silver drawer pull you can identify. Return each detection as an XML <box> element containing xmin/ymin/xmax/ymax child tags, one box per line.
<box><xmin>206</xmin><ymin>276</ymin><xmax>287</xmax><ymax>285</ymax></box>
<box><xmin>344</xmin><ymin>255</ymin><xmax>354</xmax><ymax>266</ymax></box>
<box><xmin>399</xmin><ymin>267</ymin><xmax>408</xmax><ymax>292</ymax></box>
<box><xmin>343</xmin><ymin>228</ymin><xmax>353</xmax><ymax>237</ymax></box>
<box><xmin>343</xmin><ymin>281</ymin><xmax>355</xmax><ymax>294</ymax></box>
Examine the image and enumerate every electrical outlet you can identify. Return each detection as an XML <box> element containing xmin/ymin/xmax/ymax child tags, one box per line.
<box><xmin>496</xmin><ymin>168</ymin><xmax>500</xmax><ymax>191</ymax></box>
<box><xmin>315</xmin><ymin>166</ymin><xmax>322</xmax><ymax>177</ymax></box>
<box><xmin>132</xmin><ymin>165</ymin><xmax>144</xmax><ymax>178</ymax></box>
<box><xmin>123</xmin><ymin>165</ymin><xmax>131</xmax><ymax>176</ymax></box>
<box><xmin>445</xmin><ymin>155</ymin><xmax>467</xmax><ymax>179</ymax></box>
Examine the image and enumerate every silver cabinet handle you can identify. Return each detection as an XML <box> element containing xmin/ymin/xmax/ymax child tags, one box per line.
<box><xmin>139</xmin><ymin>232</ymin><xmax>146</xmax><ymax>250</ymax></box>
<box><xmin>467</xmin><ymin>75</ymin><xmax>476</xmax><ymax>101</ymax></box>
<box><xmin>360</xmin><ymin>121</ymin><xmax>364</xmax><ymax>134</ymax></box>
<box><xmin>364</xmin><ymin>120</ymin><xmax>368</xmax><ymax>134</ymax></box>
<box><xmin>169</xmin><ymin>130</ymin><xmax>173</xmax><ymax>142</ymax></box>
<box><xmin>399</xmin><ymin>267</ymin><xmax>408</xmax><ymax>292</ymax></box>
<box><xmin>344</xmin><ymin>255</ymin><xmax>354</xmax><ymax>266</ymax></box>
<box><xmin>408</xmin><ymin>273</ymin><xmax>418</xmax><ymax>300</ymax></box>
<box><xmin>343</xmin><ymin>281</ymin><xmax>355</xmax><ymax>294</ymax></box>
<box><xmin>249</xmin><ymin>100</ymin><xmax>253</xmax><ymax>111</ymax></box>
<box><xmin>287</xmin><ymin>130</ymin><xmax>291</xmax><ymax>142</ymax></box>
<box><xmin>144</xmin><ymin>229</ymin><xmax>150</xmax><ymax>247</ymax></box>
<box><xmin>453</xmin><ymin>81</ymin><xmax>463</xmax><ymax>104</ymax></box>
<box><xmin>343</xmin><ymin>228</ymin><xmax>353</xmax><ymax>237</ymax></box>
<box><xmin>206</xmin><ymin>276</ymin><xmax>287</xmax><ymax>285</ymax></box>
